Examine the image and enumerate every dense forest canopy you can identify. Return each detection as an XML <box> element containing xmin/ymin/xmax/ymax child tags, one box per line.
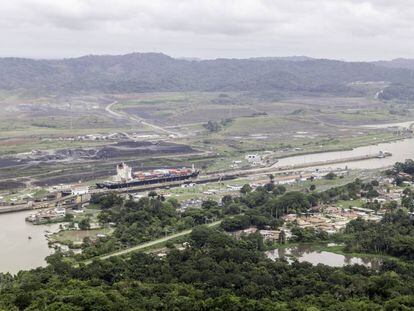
<box><xmin>1</xmin><ymin>53</ymin><xmax>414</xmax><ymax>96</ymax></box>
<box><xmin>1</xmin><ymin>223</ymin><xmax>414</xmax><ymax>310</ymax></box>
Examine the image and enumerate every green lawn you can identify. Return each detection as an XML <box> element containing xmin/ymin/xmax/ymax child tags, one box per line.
<box><xmin>50</xmin><ymin>227</ymin><xmax>114</xmax><ymax>244</ymax></box>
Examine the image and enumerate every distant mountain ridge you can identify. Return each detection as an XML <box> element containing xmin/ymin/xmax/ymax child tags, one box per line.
<box><xmin>0</xmin><ymin>52</ymin><xmax>413</xmax><ymax>95</ymax></box>
<box><xmin>373</xmin><ymin>58</ymin><xmax>414</xmax><ymax>70</ymax></box>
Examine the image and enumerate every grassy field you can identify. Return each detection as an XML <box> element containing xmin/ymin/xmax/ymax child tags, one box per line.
<box><xmin>335</xmin><ymin>199</ymin><xmax>365</xmax><ymax>209</ymax></box>
<box><xmin>50</xmin><ymin>227</ymin><xmax>114</xmax><ymax>244</ymax></box>
<box><xmin>0</xmin><ymin>91</ymin><xmax>411</xmax><ymax>193</ymax></box>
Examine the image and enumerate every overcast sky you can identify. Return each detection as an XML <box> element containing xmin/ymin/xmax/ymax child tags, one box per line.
<box><xmin>1</xmin><ymin>0</ymin><xmax>414</xmax><ymax>60</ymax></box>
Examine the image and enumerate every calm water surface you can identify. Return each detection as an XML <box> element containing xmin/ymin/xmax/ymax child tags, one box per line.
<box><xmin>265</xmin><ymin>245</ymin><xmax>382</xmax><ymax>269</ymax></box>
<box><xmin>274</xmin><ymin>137</ymin><xmax>414</xmax><ymax>170</ymax></box>
<box><xmin>0</xmin><ymin>210</ymin><xmax>60</xmax><ymax>274</ymax></box>
<box><xmin>360</xmin><ymin>120</ymin><xmax>414</xmax><ymax>129</ymax></box>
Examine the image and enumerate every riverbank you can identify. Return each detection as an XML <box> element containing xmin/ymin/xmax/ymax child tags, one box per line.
<box><xmin>0</xmin><ymin>210</ymin><xmax>61</xmax><ymax>274</ymax></box>
<box><xmin>310</xmin><ymin>243</ymin><xmax>402</xmax><ymax>262</ymax></box>
<box><xmin>0</xmin><ymin>204</ymin><xmax>32</xmax><ymax>214</ymax></box>
<box><xmin>206</xmin><ymin>133</ymin><xmax>411</xmax><ymax>176</ymax></box>
<box><xmin>272</xmin><ymin>134</ymin><xmax>410</xmax><ymax>161</ymax></box>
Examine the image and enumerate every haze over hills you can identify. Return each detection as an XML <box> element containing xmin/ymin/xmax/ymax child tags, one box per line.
<box><xmin>373</xmin><ymin>58</ymin><xmax>414</xmax><ymax>70</ymax></box>
<box><xmin>1</xmin><ymin>52</ymin><xmax>414</xmax><ymax>97</ymax></box>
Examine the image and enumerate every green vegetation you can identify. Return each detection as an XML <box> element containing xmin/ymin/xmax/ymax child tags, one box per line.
<box><xmin>3</xmin><ymin>53</ymin><xmax>414</xmax><ymax>98</ymax></box>
<box><xmin>3</xmin><ymin>169</ymin><xmax>414</xmax><ymax>309</ymax></box>
<box><xmin>203</xmin><ymin>119</ymin><xmax>233</xmax><ymax>132</ymax></box>
<box><xmin>386</xmin><ymin>159</ymin><xmax>414</xmax><ymax>186</ymax></box>
<box><xmin>343</xmin><ymin>212</ymin><xmax>414</xmax><ymax>259</ymax></box>
<box><xmin>50</xmin><ymin>228</ymin><xmax>114</xmax><ymax>244</ymax></box>
<box><xmin>74</xmin><ymin>192</ymin><xmax>229</xmax><ymax>261</ymax></box>
<box><xmin>3</xmin><ymin>223</ymin><xmax>414</xmax><ymax>309</ymax></box>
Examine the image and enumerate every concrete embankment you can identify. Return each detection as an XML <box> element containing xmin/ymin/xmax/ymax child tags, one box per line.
<box><xmin>203</xmin><ymin>153</ymin><xmax>389</xmax><ymax>180</ymax></box>
<box><xmin>90</xmin><ymin>153</ymin><xmax>387</xmax><ymax>195</ymax></box>
<box><xmin>272</xmin><ymin>153</ymin><xmax>388</xmax><ymax>171</ymax></box>
<box><xmin>91</xmin><ymin>174</ymin><xmax>240</xmax><ymax>195</ymax></box>
<box><xmin>0</xmin><ymin>204</ymin><xmax>32</xmax><ymax>214</ymax></box>
<box><xmin>0</xmin><ymin>152</ymin><xmax>389</xmax><ymax>214</ymax></box>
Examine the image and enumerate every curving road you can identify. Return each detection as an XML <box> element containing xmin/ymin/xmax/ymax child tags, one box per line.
<box><xmin>105</xmin><ymin>101</ymin><xmax>180</xmax><ymax>137</ymax></box>
<box><xmin>82</xmin><ymin>220</ymin><xmax>222</xmax><ymax>265</ymax></box>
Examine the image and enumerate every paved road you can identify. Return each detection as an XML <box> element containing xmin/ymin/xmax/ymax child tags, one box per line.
<box><xmin>105</xmin><ymin>101</ymin><xmax>180</xmax><ymax>137</ymax></box>
<box><xmin>83</xmin><ymin>220</ymin><xmax>222</xmax><ymax>264</ymax></box>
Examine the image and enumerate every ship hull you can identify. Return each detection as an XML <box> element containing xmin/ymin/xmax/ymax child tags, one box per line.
<box><xmin>96</xmin><ymin>171</ymin><xmax>200</xmax><ymax>189</ymax></box>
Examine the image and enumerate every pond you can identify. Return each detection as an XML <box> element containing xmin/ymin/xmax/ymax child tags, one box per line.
<box><xmin>265</xmin><ymin>244</ymin><xmax>382</xmax><ymax>269</ymax></box>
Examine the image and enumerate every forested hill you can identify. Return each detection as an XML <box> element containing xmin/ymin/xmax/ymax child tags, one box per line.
<box><xmin>374</xmin><ymin>58</ymin><xmax>414</xmax><ymax>70</ymax></box>
<box><xmin>1</xmin><ymin>52</ymin><xmax>414</xmax><ymax>95</ymax></box>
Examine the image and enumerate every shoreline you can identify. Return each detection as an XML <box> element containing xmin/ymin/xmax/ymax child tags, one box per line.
<box><xmin>266</xmin><ymin>242</ymin><xmax>401</xmax><ymax>263</ymax></box>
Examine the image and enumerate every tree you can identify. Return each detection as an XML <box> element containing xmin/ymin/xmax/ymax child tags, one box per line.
<box><xmin>401</xmin><ymin>196</ymin><xmax>414</xmax><ymax>210</ymax></box>
<box><xmin>324</xmin><ymin>172</ymin><xmax>337</xmax><ymax>180</ymax></box>
<box><xmin>275</xmin><ymin>191</ymin><xmax>310</xmax><ymax>214</ymax></box>
<box><xmin>384</xmin><ymin>200</ymin><xmax>398</xmax><ymax>212</ymax></box>
<box><xmin>148</xmin><ymin>191</ymin><xmax>158</xmax><ymax>199</ymax></box>
<box><xmin>240</xmin><ymin>184</ymin><xmax>252</xmax><ymax>194</ymax></box>
<box><xmin>202</xmin><ymin>199</ymin><xmax>219</xmax><ymax>210</ymax></box>
<box><xmin>221</xmin><ymin>195</ymin><xmax>233</xmax><ymax>206</ymax></box>
<box><xmin>224</xmin><ymin>203</ymin><xmax>241</xmax><ymax>215</ymax></box>
<box><xmin>273</xmin><ymin>185</ymin><xmax>286</xmax><ymax>195</ymax></box>
<box><xmin>371</xmin><ymin>180</ymin><xmax>380</xmax><ymax>187</ymax></box>
<box><xmin>203</xmin><ymin>120</ymin><xmax>221</xmax><ymax>132</ymax></box>
<box><xmin>221</xmin><ymin>215</ymin><xmax>250</xmax><ymax>231</ymax></box>
<box><xmin>78</xmin><ymin>218</ymin><xmax>91</xmax><ymax>230</ymax></box>
<box><xmin>96</xmin><ymin>193</ymin><xmax>123</xmax><ymax>209</ymax></box>
<box><xmin>190</xmin><ymin>226</ymin><xmax>213</xmax><ymax>248</ymax></box>
<box><xmin>403</xmin><ymin>187</ymin><xmax>413</xmax><ymax>196</ymax></box>
<box><xmin>366</xmin><ymin>188</ymin><xmax>379</xmax><ymax>199</ymax></box>
<box><xmin>64</xmin><ymin>213</ymin><xmax>74</xmax><ymax>222</ymax></box>
<box><xmin>264</xmin><ymin>182</ymin><xmax>275</xmax><ymax>192</ymax></box>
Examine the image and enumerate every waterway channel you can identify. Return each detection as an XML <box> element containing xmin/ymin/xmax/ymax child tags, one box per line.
<box><xmin>274</xmin><ymin>137</ymin><xmax>414</xmax><ymax>170</ymax></box>
<box><xmin>2</xmin><ymin>137</ymin><xmax>414</xmax><ymax>274</ymax></box>
<box><xmin>0</xmin><ymin>210</ymin><xmax>61</xmax><ymax>274</ymax></box>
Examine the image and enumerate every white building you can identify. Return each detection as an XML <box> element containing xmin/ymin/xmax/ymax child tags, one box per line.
<box><xmin>245</xmin><ymin>154</ymin><xmax>262</xmax><ymax>166</ymax></box>
<box><xmin>115</xmin><ymin>163</ymin><xmax>133</xmax><ymax>182</ymax></box>
<box><xmin>71</xmin><ymin>186</ymin><xmax>90</xmax><ymax>196</ymax></box>
<box><xmin>54</xmin><ymin>207</ymin><xmax>66</xmax><ymax>216</ymax></box>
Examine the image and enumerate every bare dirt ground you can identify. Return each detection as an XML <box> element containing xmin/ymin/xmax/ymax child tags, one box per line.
<box><xmin>0</xmin><ymin>90</ymin><xmax>411</xmax><ymax>192</ymax></box>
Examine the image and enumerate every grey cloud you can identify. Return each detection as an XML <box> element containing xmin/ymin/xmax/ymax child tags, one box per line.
<box><xmin>1</xmin><ymin>0</ymin><xmax>414</xmax><ymax>60</ymax></box>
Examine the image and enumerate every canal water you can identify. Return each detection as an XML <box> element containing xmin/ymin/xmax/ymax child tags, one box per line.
<box><xmin>265</xmin><ymin>245</ymin><xmax>382</xmax><ymax>269</ymax></box>
<box><xmin>0</xmin><ymin>210</ymin><xmax>60</xmax><ymax>274</ymax></box>
<box><xmin>360</xmin><ymin>120</ymin><xmax>414</xmax><ymax>129</ymax></box>
<box><xmin>274</xmin><ymin>137</ymin><xmax>414</xmax><ymax>170</ymax></box>
<box><xmin>1</xmin><ymin>137</ymin><xmax>414</xmax><ymax>274</ymax></box>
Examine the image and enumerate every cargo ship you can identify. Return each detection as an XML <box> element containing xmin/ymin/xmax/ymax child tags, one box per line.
<box><xmin>96</xmin><ymin>163</ymin><xmax>200</xmax><ymax>189</ymax></box>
